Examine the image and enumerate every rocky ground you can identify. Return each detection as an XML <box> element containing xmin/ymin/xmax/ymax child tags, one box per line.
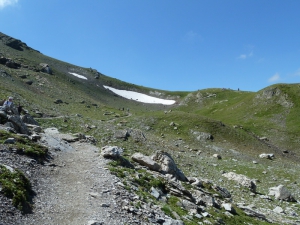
<box><xmin>0</xmin><ymin>129</ymin><xmax>175</xmax><ymax>225</ymax></box>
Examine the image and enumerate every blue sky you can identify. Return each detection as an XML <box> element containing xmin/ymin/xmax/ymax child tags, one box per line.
<box><xmin>1</xmin><ymin>0</ymin><xmax>299</xmax><ymax>92</ymax></box>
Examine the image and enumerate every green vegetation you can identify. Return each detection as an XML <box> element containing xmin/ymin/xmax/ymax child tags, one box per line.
<box><xmin>0</xmin><ymin>130</ymin><xmax>48</xmax><ymax>160</ymax></box>
<box><xmin>0</xmin><ymin>165</ymin><xmax>32</xmax><ymax>212</ymax></box>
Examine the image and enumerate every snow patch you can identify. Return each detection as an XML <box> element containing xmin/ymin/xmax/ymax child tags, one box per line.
<box><xmin>103</xmin><ymin>85</ymin><xmax>176</xmax><ymax>105</ymax></box>
<box><xmin>68</xmin><ymin>72</ymin><xmax>88</xmax><ymax>80</ymax></box>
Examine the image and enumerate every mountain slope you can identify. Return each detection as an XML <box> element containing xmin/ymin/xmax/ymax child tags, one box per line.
<box><xmin>1</xmin><ymin>31</ymin><xmax>300</xmax><ymax>225</ymax></box>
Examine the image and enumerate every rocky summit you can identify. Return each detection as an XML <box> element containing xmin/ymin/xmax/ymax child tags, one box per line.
<box><xmin>0</xmin><ymin>32</ymin><xmax>300</xmax><ymax>225</ymax></box>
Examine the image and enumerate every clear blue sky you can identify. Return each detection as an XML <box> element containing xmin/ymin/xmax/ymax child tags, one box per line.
<box><xmin>1</xmin><ymin>0</ymin><xmax>300</xmax><ymax>92</ymax></box>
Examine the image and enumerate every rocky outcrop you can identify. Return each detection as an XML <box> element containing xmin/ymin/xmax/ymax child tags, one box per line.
<box><xmin>0</xmin><ymin>32</ymin><xmax>32</xmax><ymax>51</ymax></box>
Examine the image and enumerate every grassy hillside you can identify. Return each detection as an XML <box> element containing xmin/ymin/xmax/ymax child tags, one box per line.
<box><xmin>1</xmin><ymin>32</ymin><xmax>300</xmax><ymax>224</ymax></box>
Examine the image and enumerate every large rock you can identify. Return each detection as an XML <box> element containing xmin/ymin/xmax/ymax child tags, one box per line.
<box><xmin>21</xmin><ymin>114</ymin><xmax>39</xmax><ymax>125</ymax></box>
<box><xmin>39</xmin><ymin>63</ymin><xmax>53</xmax><ymax>74</ymax></box>
<box><xmin>151</xmin><ymin>151</ymin><xmax>188</xmax><ymax>181</ymax></box>
<box><xmin>101</xmin><ymin>146</ymin><xmax>123</xmax><ymax>159</ymax></box>
<box><xmin>192</xmin><ymin>131</ymin><xmax>213</xmax><ymax>141</ymax></box>
<box><xmin>222</xmin><ymin>172</ymin><xmax>256</xmax><ymax>193</ymax></box>
<box><xmin>7</xmin><ymin>115</ymin><xmax>30</xmax><ymax>135</ymax></box>
<box><xmin>114</xmin><ymin>129</ymin><xmax>129</xmax><ymax>140</ymax></box>
<box><xmin>259</xmin><ymin>153</ymin><xmax>274</xmax><ymax>159</ymax></box>
<box><xmin>128</xmin><ymin>129</ymin><xmax>146</xmax><ymax>142</ymax></box>
<box><xmin>131</xmin><ymin>153</ymin><xmax>160</xmax><ymax>171</ymax></box>
<box><xmin>187</xmin><ymin>177</ymin><xmax>203</xmax><ymax>187</ymax></box>
<box><xmin>268</xmin><ymin>185</ymin><xmax>296</xmax><ymax>202</ymax></box>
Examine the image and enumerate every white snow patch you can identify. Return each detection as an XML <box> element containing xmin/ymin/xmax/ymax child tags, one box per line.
<box><xmin>103</xmin><ymin>85</ymin><xmax>176</xmax><ymax>105</ymax></box>
<box><xmin>68</xmin><ymin>72</ymin><xmax>88</xmax><ymax>80</ymax></box>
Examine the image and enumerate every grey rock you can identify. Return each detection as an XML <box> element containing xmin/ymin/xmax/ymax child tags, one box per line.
<box><xmin>273</xmin><ymin>206</ymin><xmax>285</xmax><ymax>214</ymax></box>
<box><xmin>4</xmin><ymin>137</ymin><xmax>16</xmax><ymax>144</ymax></box>
<box><xmin>259</xmin><ymin>153</ymin><xmax>274</xmax><ymax>159</ymax></box>
<box><xmin>222</xmin><ymin>203</ymin><xmax>236</xmax><ymax>214</ymax></box>
<box><xmin>176</xmin><ymin>199</ymin><xmax>198</xmax><ymax>210</ymax></box>
<box><xmin>101</xmin><ymin>146</ymin><xmax>123</xmax><ymax>159</ymax></box>
<box><xmin>237</xmin><ymin>204</ymin><xmax>270</xmax><ymax>222</ymax></box>
<box><xmin>8</xmin><ymin>115</ymin><xmax>30</xmax><ymax>135</ymax></box>
<box><xmin>21</xmin><ymin>114</ymin><xmax>39</xmax><ymax>125</ymax></box>
<box><xmin>128</xmin><ymin>129</ymin><xmax>146</xmax><ymax>142</ymax></box>
<box><xmin>87</xmin><ymin>220</ymin><xmax>103</xmax><ymax>225</ymax></box>
<box><xmin>268</xmin><ymin>185</ymin><xmax>296</xmax><ymax>202</ymax></box>
<box><xmin>163</xmin><ymin>219</ymin><xmax>184</xmax><ymax>225</ymax></box>
<box><xmin>150</xmin><ymin>187</ymin><xmax>162</xmax><ymax>199</ymax></box>
<box><xmin>114</xmin><ymin>129</ymin><xmax>129</xmax><ymax>140</ymax></box>
<box><xmin>132</xmin><ymin>153</ymin><xmax>160</xmax><ymax>171</ymax></box>
<box><xmin>187</xmin><ymin>177</ymin><xmax>203</xmax><ymax>187</ymax></box>
<box><xmin>213</xmin><ymin>154</ymin><xmax>222</xmax><ymax>159</ymax></box>
<box><xmin>151</xmin><ymin>151</ymin><xmax>188</xmax><ymax>181</ymax></box>
<box><xmin>212</xmin><ymin>185</ymin><xmax>231</xmax><ymax>198</ymax></box>
<box><xmin>222</xmin><ymin>172</ymin><xmax>256</xmax><ymax>193</ymax></box>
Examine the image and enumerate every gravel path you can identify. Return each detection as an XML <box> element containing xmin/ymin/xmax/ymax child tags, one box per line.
<box><xmin>23</xmin><ymin>141</ymin><xmax>127</xmax><ymax>225</ymax></box>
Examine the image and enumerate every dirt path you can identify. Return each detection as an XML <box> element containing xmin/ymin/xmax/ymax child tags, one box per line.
<box><xmin>22</xmin><ymin>135</ymin><xmax>129</xmax><ymax>225</ymax></box>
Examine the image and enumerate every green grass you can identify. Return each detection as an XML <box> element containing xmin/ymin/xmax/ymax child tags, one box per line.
<box><xmin>0</xmin><ymin>165</ymin><xmax>32</xmax><ymax>212</ymax></box>
<box><xmin>0</xmin><ymin>130</ymin><xmax>48</xmax><ymax>160</ymax></box>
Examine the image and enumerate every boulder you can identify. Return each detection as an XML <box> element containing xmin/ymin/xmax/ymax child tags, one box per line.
<box><xmin>101</xmin><ymin>146</ymin><xmax>123</xmax><ymax>159</ymax></box>
<box><xmin>151</xmin><ymin>151</ymin><xmax>188</xmax><ymax>181</ymax></box>
<box><xmin>222</xmin><ymin>203</ymin><xmax>236</xmax><ymax>214</ymax></box>
<box><xmin>131</xmin><ymin>153</ymin><xmax>160</xmax><ymax>171</ymax></box>
<box><xmin>213</xmin><ymin>154</ymin><xmax>222</xmax><ymax>159</ymax></box>
<box><xmin>40</xmin><ymin>64</ymin><xmax>52</xmax><ymax>74</ymax></box>
<box><xmin>128</xmin><ymin>129</ymin><xmax>146</xmax><ymax>142</ymax></box>
<box><xmin>114</xmin><ymin>129</ymin><xmax>129</xmax><ymax>140</ymax></box>
<box><xmin>268</xmin><ymin>185</ymin><xmax>296</xmax><ymax>202</ymax></box>
<box><xmin>21</xmin><ymin>114</ymin><xmax>39</xmax><ymax>125</ymax></box>
<box><xmin>259</xmin><ymin>153</ymin><xmax>274</xmax><ymax>159</ymax></box>
<box><xmin>7</xmin><ymin>115</ymin><xmax>30</xmax><ymax>135</ymax></box>
<box><xmin>187</xmin><ymin>177</ymin><xmax>203</xmax><ymax>187</ymax></box>
<box><xmin>150</xmin><ymin>187</ymin><xmax>163</xmax><ymax>199</ymax></box>
<box><xmin>222</xmin><ymin>172</ymin><xmax>256</xmax><ymax>193</ymax></box>
<box><xmin>192</xmin><ymin>131</ymin><xmax>214</xmax><ymax>141</ymax></box>
<box><xmin>273</xmin><ymin>206</ymin><xmax>285</xmax><ymax>214</ymax></box>
<box><xmin>3</xmin><ymin>138</ymin><xmax>16</xmax><ymax>144</ymax></box>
